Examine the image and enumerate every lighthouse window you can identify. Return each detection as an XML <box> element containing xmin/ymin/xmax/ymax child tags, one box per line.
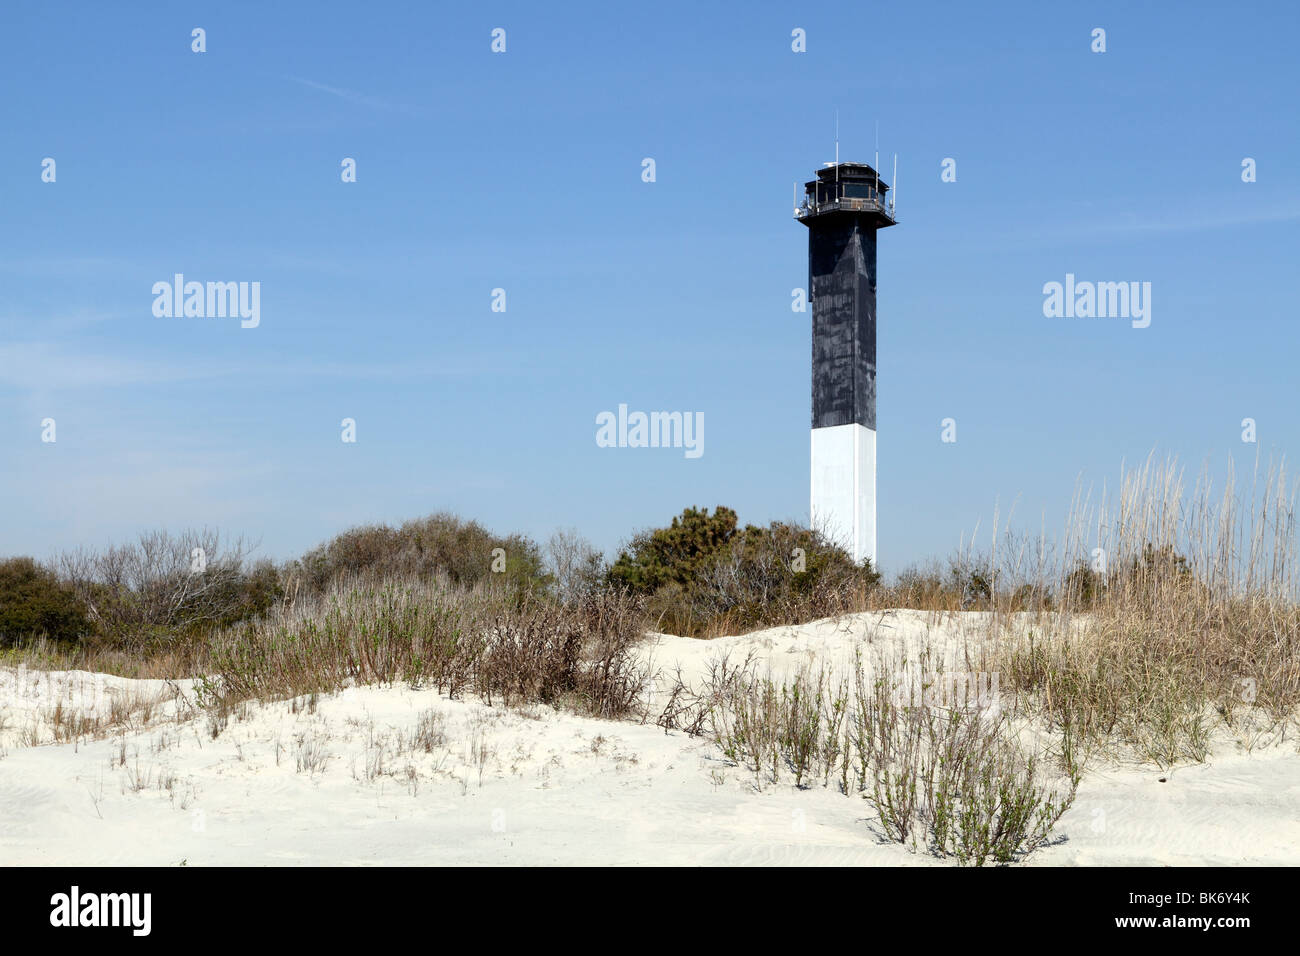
<box><xmin>843</xmin><ymin>184</ymin><xmax>873</xmax><ymax>199</ymax></box>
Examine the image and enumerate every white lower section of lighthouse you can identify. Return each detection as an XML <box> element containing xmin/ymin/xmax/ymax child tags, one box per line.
<box><xmin>810</xmin><ymin>423</ymin><xmax>876</xmax><ymax>566</ymax></box>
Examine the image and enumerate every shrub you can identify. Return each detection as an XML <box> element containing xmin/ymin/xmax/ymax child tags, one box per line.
<box><xmin>889</xmin><ymin>564</ymin><xmax>962</xmax><ymax>610</ymax></box>
<box><xmin>693</xmin><ymin>521</ymin><xmax>880</xmax><ymax>631</ymax></box>
<box><xmin>203</xmin><ymin>579</ymin><xmax>647</xmax><ymax>719</ymax></box>
<box><xmin>286</xmin><ymin>513</ymin><xmax>550</xmax><ymax>600</ymax></box>
<box><xmin>954</xmin><ymin>563</ymin><xmax>994</xmax><ymax>607</ymax></box>
<box><xmin>702</xmin><ymin>648</ymin><xmax>1076</xmax><ymax>864</ymax></box>
<box><xmin>0</xmin><ymin>557</ymin><xmax>91</xmax><ymax>646</ymax></box>
<box><xmin>57</xmin><ymin>530</ymin><xmax>264</xmax><ymax>649</ymax></box>
<box><xmin>1063</xmin><ymin>560</ymin><xmax>1103</xmax><ymax>608</ymax></box>
<box><xmin>608</xmin><ymin>506</ymin><xmax>739</xmax><ymax>594</ymax></box>
<box><xmin>610</xmin><ymin>506</ymin><xmax>879</xmax><ymax>635</ymax></box>
<box><xmin>545</xmin><ymin>529</ymin><xmax>606</xmax><ymax>605</ymax></box>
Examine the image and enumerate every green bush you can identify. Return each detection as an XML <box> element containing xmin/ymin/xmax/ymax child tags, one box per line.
<box><xmin>0</xmin><ymin>557</ymin><xmax>91</xmax><ymax>646</ymax></box>
<box><xmin>610</xmin><ymin>506</ymin><xmax>879</xmax><ymax>635</ymax></box>
<box><xmin>200</xmin><ymin>559</ymin><xmax>284</xmax><ymax>629</ymax></box>
<box><xmin>694</xmin><ymin>520</ymin><xmax>880</xmax><ymax>629</ymax></box>
<box><xmin>1063</xmin><ymin>560</ymin><xmax>1103</xmax><ymax>607</ymax></box>
<box><xmin>287</xmin><ymin>513</ymin><xmax>551</xmax><ymax>600</ymax></box>
<box><xmin>608</xmin><ymin>506</ymin><xmax>739</xmax><ymax>594</ymax></box>
<box><xmin>1064</xmin><ymin>543</ymin><xmax>1199</xmax><ymax>611</ymax></box>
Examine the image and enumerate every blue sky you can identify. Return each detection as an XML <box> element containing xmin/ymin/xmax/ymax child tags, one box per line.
<box><xmin>1</xmin><ymin>1</ymin><xmax>1297</xmax><ymax>574</ymax></box>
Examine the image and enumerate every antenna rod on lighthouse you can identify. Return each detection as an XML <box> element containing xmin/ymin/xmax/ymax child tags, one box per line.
<box><xmin>835</xmin><ymin>111</ymin><xmax>839</xmax><ymax>183</ymax></box>
<box><xmin>892</xmin><ymin>153</ymin><xmax>898</xmax><ymax>212</ymax></box>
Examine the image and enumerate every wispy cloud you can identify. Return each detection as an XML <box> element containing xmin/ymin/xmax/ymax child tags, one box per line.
<box><xmin>0</xmin><ymin>256</ymin><xmax>140</xmax><ymax>278</ymax></box>
<box><xmin>1069</xmin><ymin>202</ymin><xmax>1300</xmax><ymax>238</ymax></box>
<box><xmin>0</xmin><ymin>342</ymin><xmax>516</xmax><ymax>393</ymax></box>
<box><xmin>5</xmin><ymin>441</ymin><xmax>281</xmax><ymax>558</ymax></box>
<box><xmin>989</xmin><ymin>199</ymin><xmax>1300</xmax><ymax>246</ymax></box>
<box><xmin>0</xmin><ymin>308</ymin><xmax>125</xmax><ymax>339</ymax></box>
<box><xmin>0</xmin><ymin>343</ymin><xmax>227</xmax><ymax>391</ymax></box>
<box><xmin>287</xmin><ymin>75</ymin><xmax>416</xmax><ymax>114</ymax></box>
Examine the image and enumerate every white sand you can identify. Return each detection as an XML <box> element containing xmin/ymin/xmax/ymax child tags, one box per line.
<box><xmin>2</xmin><ymin>610</ymin><xmax>1297</xmax><ymax>865</ymax></box>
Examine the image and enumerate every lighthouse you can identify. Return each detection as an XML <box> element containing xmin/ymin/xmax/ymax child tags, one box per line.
<box><xmin>795</xmin><ymin>161</ymin><xmax>896</xmax><ymax>567</ymax></box>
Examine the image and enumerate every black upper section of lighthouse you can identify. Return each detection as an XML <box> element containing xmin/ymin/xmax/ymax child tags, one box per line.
<box><xmin>797</xmin><ymin>162</ymin><xmax>896</xmax><ymax>432</ymax></box>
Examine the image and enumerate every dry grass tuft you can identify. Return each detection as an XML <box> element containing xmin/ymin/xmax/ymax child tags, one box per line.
<box><xmin>197</xmin><ymin>580</ymin><xmax>648</xmax><ymax>721</ymax></box>
<box><xmin>986</xmin><ymin>454</ymin><xmax>1299</xmax><ymax>765</ymax></box>
<box><xmin>693</xmin><ymin>646</ymin><xmax>1076</xmax><ymax>866</ymax></box>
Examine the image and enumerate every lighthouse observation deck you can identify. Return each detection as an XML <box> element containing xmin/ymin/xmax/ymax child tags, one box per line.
<box><xmin>795</xmin><ymin>162</ymin><xmax>897</xmax><ymax>228</ymax></box>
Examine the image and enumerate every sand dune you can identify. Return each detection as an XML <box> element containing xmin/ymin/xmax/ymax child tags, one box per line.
<box><xmin>2</xmin><ymin>611</ymin><xmax>1297</xmax><ymax>866</ymax></box>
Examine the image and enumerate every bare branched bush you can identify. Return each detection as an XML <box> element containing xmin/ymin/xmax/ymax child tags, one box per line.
<box><xmin>412</xmin><ymin>709</ymin><xmax>447</xmax><ymax>753</ymax></box>
<box><xmin>294</xmin><ymin>729</ymin><xmax>331</xmax><ymax>775</ymax></box>
<box><xmin>56</xmin><ymin>529</ymin><xmax>269</xmax><ymax>650</ymax></box>
<box><xmin>546</xmin><ymin>529</ymin><xmax>606</xmax><ymax>605</ymax></box>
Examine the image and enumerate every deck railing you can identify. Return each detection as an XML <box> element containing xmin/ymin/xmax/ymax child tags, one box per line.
<box><xmin>795</xmin><ymin>195</ymin><xmax>895</xmax><ymax>220</ymax></box>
